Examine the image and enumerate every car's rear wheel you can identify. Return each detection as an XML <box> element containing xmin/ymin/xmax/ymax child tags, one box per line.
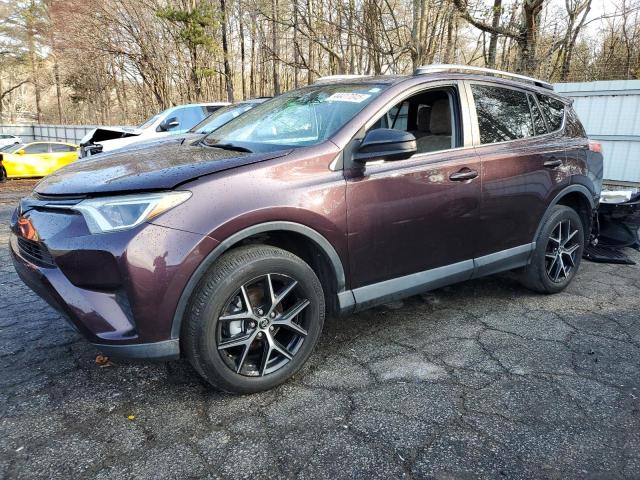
<box><xmin>0</xmin><ymin>167</ymin><xmax>6</xmax><ymax>183</ymax></box>
<box><xmin>520</xmin><ymin>205</ymin><xmax>585</xmax><ymax>293</ymax></box>
<box><xmin>182</xmin><ymin>244</ymin><xmax>325</xmax><ymax>393</ymax></box>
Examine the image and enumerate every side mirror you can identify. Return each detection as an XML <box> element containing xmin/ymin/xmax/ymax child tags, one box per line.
<box><xmin>16</xmin><ymin>149</ymin><xmax>25</xmax><ymax>155</ymax></box>
<box><xmin>159</xmin><ymin>117</ymin><xmax>180</xmax><ymax>131</ymax></box>
<box><xmin>354</xmin><ymin>128</ymin><xmax>417</xmax><ymax>163</ymax></box>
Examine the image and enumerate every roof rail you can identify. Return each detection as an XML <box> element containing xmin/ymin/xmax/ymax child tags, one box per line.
<box><xmin>314</xmin><ymin>74</ymin><xmax>371</xmax><ymax>84</ymax></box>
<box><xmin>414</xmin><ymin>64</ymin><xmax>553</xmax><ymax>90</ymax></box>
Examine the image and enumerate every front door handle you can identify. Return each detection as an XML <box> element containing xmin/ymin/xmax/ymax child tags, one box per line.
<box><xmin>449</xmin><ymin>168</ymin><xmax>479</xmax><ymax>181</ymax></box>
<box><xmin>544</xmin><ymin>158</ymin><xmax>563</xmax><ymax>169</ymax></box>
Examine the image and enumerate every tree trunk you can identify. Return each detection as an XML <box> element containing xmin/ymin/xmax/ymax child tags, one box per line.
<box><xmin>220</xmin><ymin>0</ymin><xmax>234</xmax><ymax>102</ymax></box>
<box><xmin>487</xmin><ymin>0</ymin><xmax>502</xmax><ymax>68</ymax></box>
<box><xmin>271</xmin><ymin>0</ymin><xmax>280</xmax><ymax>95</ymax></box>
<box><xmin>54</xmin><ymin>59</ymin><xmax>63</xmax><ymax>123</ymax></box>
<box><xmin>238</xmin><ymin>2</ymin><xmax>247</xmax><ymax>99</ymax></box>
<box><xmin>26</xmin><ymin>4</ymin><xmax>42</xmax><ymax>123</ymax></box>
<box><xmin>250</xmin><ymin>12</ymin><xmax>256</xmax><ymax>97</ymax></box>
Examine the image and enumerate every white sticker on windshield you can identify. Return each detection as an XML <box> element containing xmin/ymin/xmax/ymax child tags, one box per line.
<box><xmin>327</xmin><ymin>92</ymin><xmax>371</xmax><ymax>103</ymax></box>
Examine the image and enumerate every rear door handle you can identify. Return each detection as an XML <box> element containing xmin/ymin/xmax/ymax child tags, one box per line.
<box><xmin>449</xmin><ymin>168</ymin><xmax>479</xmax><ymax>181</ymax></box>
<box><xmin>544</xmin><ymin>159</ymin><xmax>563</xmax><ymax>169</ymax></box>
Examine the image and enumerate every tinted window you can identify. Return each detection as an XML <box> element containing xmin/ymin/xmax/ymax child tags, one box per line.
<box><xmin>564</xmin><ymin>106</ymin><xmax>586</xmax><ymax>138</ymax></box>
<box><xmin>51</xmin><ymin>143</ymin><xmax>76</xmax><ymax>152</ymax></box>
<box><xmin>23</xmin><ymin>143</ymin><xmax>49</xmax><ymax>154</ymax></box>
<box><xmin>536</xmin><ymin>94</ymin><xmax>565</xmax><ymax>131</ymax></box>
<box><xmin>472</xmin><ymin>85</ymin><xmax>534</xmax><ymax>144</ymax></box>
<box><xmin>171</xmin><ymin>107</ymin><xmax>206</xmax><ymax>131</ymax></box>
<box><xmin>527</xmin><ymin>94</ymin><xmax>547</xmax><ymax>135</ymax></box>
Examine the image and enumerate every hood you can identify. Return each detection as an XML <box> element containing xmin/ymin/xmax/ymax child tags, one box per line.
<box><xmin>35</xmin><ymin>140</ymin><xmax>292</xmax><ymax>196</ymax></box>
<box><xmin>80</xmin><ymin>126</ymin><xmax>141</xmax><ymax>145</ymax></box>
<box><xmin>115</xmin><ymin>133</ymin><xmax>204</xmax><ymax>151</ymax></box>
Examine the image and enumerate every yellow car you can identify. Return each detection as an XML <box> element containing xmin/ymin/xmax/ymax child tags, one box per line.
<box><xmin>0</xmin><ymin>141</ymin><xmax>79</xmax><ymax>180</ymax></box>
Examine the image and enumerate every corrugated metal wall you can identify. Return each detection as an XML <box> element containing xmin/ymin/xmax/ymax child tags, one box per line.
<box><xmin>555</xmin><ymin>80</ymin><xmax>640</xmax><ymax>184</ymax></box>
<box><xmin>0</xmin><ymin>124</ymin><xmax>96</xmax><ymax>143</ymax></box>
<box><xmin>0</xmin><ymin>124</ymin><xmax>95</xmax><ymax>144</ymax></box>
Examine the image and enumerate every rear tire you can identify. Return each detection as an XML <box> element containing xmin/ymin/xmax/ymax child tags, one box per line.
<box><xmin>182</xmin><ymin>244</ymin><xmax>325</xmax><ymax>393</ymax></box>
<box><xmin>519</xmin><ymin>205</ymin><xmax>585</xmax><ymax>294</ymax></box>
<box><xmin>0</xmin><ymin>168</ymin><xmax>6</xmax><ymax>183</ymax></box>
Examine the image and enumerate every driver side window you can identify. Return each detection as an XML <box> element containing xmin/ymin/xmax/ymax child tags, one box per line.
<box><xmin>368</xmin><ymin>88</ymin><xmax>456</xmax><ymax>155</ymax></box>
<box><xmin>23</xmin><ymin>143</ymin><xmax>49</xmax><ymax>154</ymax></box>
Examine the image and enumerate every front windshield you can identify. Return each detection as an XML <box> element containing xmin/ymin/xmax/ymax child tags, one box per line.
<box><xmin>203</xmin><ymin>83</ymin><xmax>385</xmax><ymax>152</ymax></box>
<box><xmin>1</xmin><ymin>143</ymin><xmax>24</xmax><ymax>152</ymax></box>
<box><xmin>139</xmin><ymin>113</ymin><xmax>161</xmax><ymax>129</ymax></box>
<box><xmin>191</xmin><ymin>103</ymin><xmax>256</xmax><ymax>134</ymax></box>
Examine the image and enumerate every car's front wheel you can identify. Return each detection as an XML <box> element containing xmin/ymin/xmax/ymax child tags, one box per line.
<box><xmin>182</xmin><ymin>245</ymin><xmax>325</xmax><ymax>393</ymax></box>
<box><xmin>520</xmin><ymin>205</ymin><xmax>585</xmax><ymax>293</ymax></box>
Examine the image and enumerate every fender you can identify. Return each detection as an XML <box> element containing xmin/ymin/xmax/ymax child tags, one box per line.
<box><xmin>170</xmin><ymin>221</ymin><xmax>351</xmax><ymax>339</ymax></box>
<box><xmin>533</xmin><ymin>183</ymin><xmax>596</xmax><ymax>241</ymax></box>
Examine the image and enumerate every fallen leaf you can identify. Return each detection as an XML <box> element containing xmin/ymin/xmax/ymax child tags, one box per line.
<box><xmin>127</xmin><ymin>415</ymin><xmax>136</xmax><ymax>421</ymax></box>
<box><xmin>95</xmin><ymin>355</ymin><xmax>109</xmax><ymax>365</ymax></box>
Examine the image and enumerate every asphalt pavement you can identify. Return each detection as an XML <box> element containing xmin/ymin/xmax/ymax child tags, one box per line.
<box><xmin>1</xmin><ymin>179</ymin><xmax>639</xmax><ymax>479</ymax></box>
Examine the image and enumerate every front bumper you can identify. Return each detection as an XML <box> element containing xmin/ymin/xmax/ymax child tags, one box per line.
<box><xmin>10</xmin><ymin>205</ymin><xmax>218</xmax><ymax>360</ymax></box>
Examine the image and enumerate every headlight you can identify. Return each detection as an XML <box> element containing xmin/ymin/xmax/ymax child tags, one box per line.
<box><xmin>61</xmin><ymin>191</ymin><xmax>191</xmax><ymax>234</ymax></box>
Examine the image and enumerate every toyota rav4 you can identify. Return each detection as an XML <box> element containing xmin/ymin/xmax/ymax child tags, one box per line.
<box><xmin>10</xmin><ymin>65</ymin><xmax>603</xmax><ymax>393</ymax></box>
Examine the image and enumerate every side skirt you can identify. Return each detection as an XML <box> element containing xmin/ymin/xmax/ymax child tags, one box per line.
<box><xmin>341</xmin><ymin>243</ymin><xmax>534</xmax><ymax>313</ymax></box>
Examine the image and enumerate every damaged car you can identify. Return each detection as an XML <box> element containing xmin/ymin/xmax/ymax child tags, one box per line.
<box><xmin>11</xmin><ymin>65</ymin><xmax>602</xmax><ymax>393</ymax></box>
<box><xmin>79</xmin><ymin>102</ymin><xmax>229</xmax><ymax>157</ymax></box>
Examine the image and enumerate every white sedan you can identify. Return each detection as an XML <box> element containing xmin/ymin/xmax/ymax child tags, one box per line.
<box><xmin>0</xmin><ymin>134</ymin><xmax>22</xmax><ymax>149</ymax></box>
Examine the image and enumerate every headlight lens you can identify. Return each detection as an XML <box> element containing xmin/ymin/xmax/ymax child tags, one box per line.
<box><xmin>68</xmin><ymin>191</ymin><xmax>191</xmax><ymax>234</ymax></box>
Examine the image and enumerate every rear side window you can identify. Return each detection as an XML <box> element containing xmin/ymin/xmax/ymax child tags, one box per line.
<box><xmin>536</xmin><ymin>94</ymin><xmax>565</xmax><ymax>131</ymax></box>
<box><xmin>471</xmin><ymin>85</ymin><xmax>534</xmax><ymax>144</ymax></box>
<box><xmin>51</xmin><ymin>144</ymin><xmax>76</xmax><ymax>152</ymax></box>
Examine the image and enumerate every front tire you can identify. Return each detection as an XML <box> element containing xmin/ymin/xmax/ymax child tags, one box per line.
<box><xmin>182</xmin><ymin>245</ymin><xmax>325</xmax><ymax>393</ymax></box>
<box><xmin>520</xmin><ymin>205</ymin><xmax>585</xmax><ymax>294</ymax></box>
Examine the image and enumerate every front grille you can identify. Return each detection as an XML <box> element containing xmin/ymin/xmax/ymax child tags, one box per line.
<box><xmin>17</xmin><ymin>237</ymin><xmax>56</xmax><ymax>267</ymax></box>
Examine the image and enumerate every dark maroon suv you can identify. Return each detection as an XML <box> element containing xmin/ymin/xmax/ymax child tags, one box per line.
<box><xmin>11</xmin><ymin>66</ymin><xmax>603</xmax><ymax>393</ymax></box>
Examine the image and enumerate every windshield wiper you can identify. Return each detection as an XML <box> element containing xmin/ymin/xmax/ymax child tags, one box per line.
<box><xmin>207</xmin><ymin>142</ymin><xmax>253</xmax><ymax>153</ymax></box>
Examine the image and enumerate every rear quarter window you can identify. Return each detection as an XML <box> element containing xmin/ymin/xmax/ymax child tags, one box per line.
<box><xmin>564</xmin><ymin>106</ymin><xmax>586</xmax><ymax>138</ymax></box>
<box><xmin>536</xmin><ymin>94</ymin><xmax>565</xmax><ymax>132</ymax></box>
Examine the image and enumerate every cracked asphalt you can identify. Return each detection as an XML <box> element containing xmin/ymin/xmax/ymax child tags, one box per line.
<box><xmin>1</xmin><ymin>179</ymin><xmax>639</xmax><ymax>479</ymax></box>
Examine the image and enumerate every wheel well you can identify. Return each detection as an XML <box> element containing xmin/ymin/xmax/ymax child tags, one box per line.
<box><xmin>556</xmin><ymin>192</ymin><xmax>593</xmax><ymax>237</ymax></box>
<box><xmin>232</xmin><ymin>231</ymin><xmax>340</xmax><ymax>316</ymax></box>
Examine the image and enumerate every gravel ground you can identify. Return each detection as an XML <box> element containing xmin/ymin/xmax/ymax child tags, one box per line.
<box><xmin>1</xmin><ymin>179</ymin><xmax>639</xmax><ymax>479</ymax></box>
